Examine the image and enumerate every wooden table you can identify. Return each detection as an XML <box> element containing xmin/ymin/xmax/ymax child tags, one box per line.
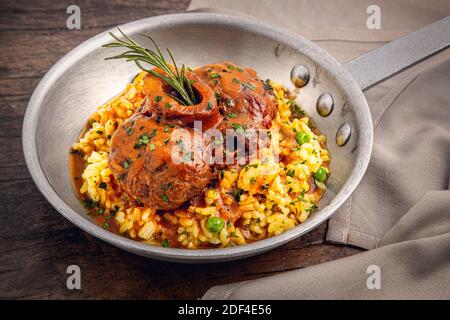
<box><xmin>0</xmin><ymin>0</ymin><xmax>361</xmax><ymax>299</ymax></box>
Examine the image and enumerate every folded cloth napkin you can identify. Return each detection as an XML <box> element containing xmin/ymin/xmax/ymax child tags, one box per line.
<box><xmin>188</xmin><ymin>0</ymin><xmax>450</xmax><ymax>299</ymax></box>
<box><xmin>203</xmin><ymin>191</ymin><xmax>450</xmax><ymax>299</ymax></box>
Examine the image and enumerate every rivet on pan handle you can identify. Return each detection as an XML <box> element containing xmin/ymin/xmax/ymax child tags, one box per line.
<box><xmin>343</xmin><ymin>15</ymin><xmax>450</xmax><ymax>91</ymax></box>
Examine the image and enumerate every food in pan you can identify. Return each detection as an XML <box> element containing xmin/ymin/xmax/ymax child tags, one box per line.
<box><xmin>70</xmin><ymin>29</ymin><xmax>330</xmax><ymax>249</ymax></box>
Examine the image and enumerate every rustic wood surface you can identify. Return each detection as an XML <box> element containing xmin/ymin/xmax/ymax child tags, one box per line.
<box><xmin>0</xmin><ymin>0</ymin><xmax>362</xmax><ymax>299</ymax></box>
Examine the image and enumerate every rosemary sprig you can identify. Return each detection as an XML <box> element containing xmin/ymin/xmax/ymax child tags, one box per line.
<box><xmin>103</xmin><ymin>28</ymin><xmax>196</xmax><ymax>106</ymax></box>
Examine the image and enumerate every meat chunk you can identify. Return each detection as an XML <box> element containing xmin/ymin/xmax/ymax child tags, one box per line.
<box><xmin>109</xmin><ymin>112</ymin><xmax>212</xmax><ymax>211</ymax></box>
<box><xmin>195</xmin><ymin>61</ymin><xmax>276</xmax><ymax>132</ymax></box>
<box><xmin>142</xmin><ymin>67</ymin><xmax>220</xmax><ymax>130</ymax></box>
<box><xmin>109</xmin><ymin>66</ymin><xmax>221</xmax><ymax>210</ymax></box>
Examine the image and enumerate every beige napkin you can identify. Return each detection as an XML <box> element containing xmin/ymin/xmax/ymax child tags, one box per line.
<box><xmin>188</xmin><ymin>0</ymin><xmax>450</xmax><ymax>299</ymax></box>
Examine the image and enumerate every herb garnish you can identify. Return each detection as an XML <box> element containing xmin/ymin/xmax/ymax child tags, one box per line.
<box><xmin>103</xmin><ymin>28</ymin><xmax>197</xmax><ymax>106</ymax></box>
<box><xmin>233</xmin><ymin>188</ymin><xmax>244</xmax><ymax>202</ymax></box>
<box><xmin>125</xmin><ymin>127</ymin><xmax>133</xmax><ymax>135</ymax></box>
<box><xmin>286</xmin><ymin>169</ymin><xmax>295</xmax><ymax>177</ymax></box>
<box><xmin>226</xmin><ymin>98</ymin><xmax>235</xmax><ymax>107</ymax></box>
<box><xmin>134</xmin><ymin>129</ymin><xmax>157</xmax><ymax>148</ymax></box>
<box><xmin>122</xmin><ymin>160</ymin><xmax>131</xmax><ymax>169</ymax></box>
<box><xmin>242</xmin><ymin>82</ymin><xmax>256</xmax><ymax>91</ymax></box>
<box><xmin>263</xmin><ymin>79</ymin><xmax>273</xmax><ymax>91</ymax></box>
<box><xmin>231</xmin><ymin>123</ymin><xmax>245</xmax><ymax>135</ymax></box>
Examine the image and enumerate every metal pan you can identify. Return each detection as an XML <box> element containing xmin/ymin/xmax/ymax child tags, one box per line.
<box><xmin>22</xmin><ymin>13</ymin><xmax>450</xmax><ymax>263</ymax></box>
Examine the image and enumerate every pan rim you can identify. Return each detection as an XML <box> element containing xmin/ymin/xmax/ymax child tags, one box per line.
<box><xmin>22</xmin><ymin>12</ymin><xmax>373</xmax><ymax>262</ymax></box>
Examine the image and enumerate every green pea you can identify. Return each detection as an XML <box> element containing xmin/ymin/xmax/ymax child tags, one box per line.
<box><xmin>314</xmin><ymin>167</ymin><xmax>327</xmax><ymax>182</ymax></box>
<box><xmin>206</xmin><ymin>217</ymin><xmax>225</xmax><ymax>233</ymax></box>
<box><xmin>162</xmin><ymin>239</ymin><xmax>170</xmax><ymax>248</ymax></box>
<box><xmin>295</xmin><ymin>132</ymin><xmax>310</xmax><ymax>145</ymax></box>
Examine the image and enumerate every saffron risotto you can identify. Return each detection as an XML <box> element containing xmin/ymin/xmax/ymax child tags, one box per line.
<box><xmin>71</xmin><ymin>71</ymin><xmax>330</xmax><ymax>248</ymax></box>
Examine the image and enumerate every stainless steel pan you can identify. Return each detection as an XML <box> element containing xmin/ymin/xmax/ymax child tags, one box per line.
<box><xmin>22</xmin><ymin>13</ymin><xmax>450</xmax><ymax>263</ymax></box>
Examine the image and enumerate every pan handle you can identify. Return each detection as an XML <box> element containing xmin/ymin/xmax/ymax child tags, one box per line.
<box><xmin>343</xmin><ymin>15</ymin><xmax>450</xmax><ymax>90</ymax></box>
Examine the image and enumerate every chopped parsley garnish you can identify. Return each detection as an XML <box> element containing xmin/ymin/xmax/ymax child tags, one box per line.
<box><xmin>227</xmin><ymin>65</ymin><xmax>235</xmax><ymax>70</ymax></box>
<box><xmin>237</xmin><ymin>67</ymin><xmax>243</xmax><ymax>72</ymax></box>
<box><xmin>233</xmin><ymin>188</ymin><xmax>244</xmax><ymax>202</ymax></box>
<box><xmin>263</xmin><ymin>79</ymin><xmax>273</xmax><ymax>91</ymax></box>
<box><xmin>210</xmin><ymin>73</ymin><xmax>221</xmax><ymax>79</ymax></box>
<box><xmin>161</xmin><ymin>194</ymin><xmax>169</xmax><ymax>202</ymax></box>
<box><xmin>149</xmin><ymin>143</ymin><xmax>156</xmax><ymax>151</ymax></box>
<box><xmin>164</xmin><ymin>137</ymin><xmax>170</xmax><ymax>145</ymax></box>
<box><xmin>165</xmin><ymin>102</ymin><xmax>172</xmax><ymax>109</ymax></box>
<box><xmin>231</xmin><ymin>123</ymin><xmax>245</xmax><ymax>135</ymax></box>
<box><xmin>96</xmin><ymin>130</ymin><xmax>103</xmax><ymax>135</ymax></box>
<box><xmin>122</xmin><ymin>160</ymin><xmax>130</xmax><ymax>169</ymax></box>
<box><xmin>155</xmin><ymin>96</ymin><xmax>163</xmax><ymax>102</ymax></box>
<box><xmin>226</xmin><ymin>98</ymin><xmax>235</xmax><ymax>107</ymax></box>
<box><xmin>227</xmin><ymin>112</ymin><xmax>237</xmax><ymax>118</ymax></box>
<box><xmin>286</xmin><ymin>169</ymin><xmax>295</xmax><ymax>177</ymax></box>
<box><xmin>134</xmin><ymin>129</ymin><xmax>157</xmax><ymax>148</ymax></box>
<box><xmin>291</xmin><ymin>103</ymin><xmax>306</xmax><ymax>119</ymax></box>
<box><xmin>99</xmin><ymin>182</ymin><xmax>107</xmax><ymax>189</ymax></box>
<box><xmin>164</xmin><ymin>127</ymin><xmax>170</xmax><ymax>133</ymax></box>
<box><xmin>306</xmin><ymin>204</ymin><xmax>318</xmax><ymax>213</ymax></box>
<box><xmin>162</xmin><ymin>182</ymin><xmax>173</xmax><ymax>190</ymax></box>
<box><xmin>215</xmin><ymin>92</ymin><xmax>221</xmax><ymax>100</ymax></box>
<box><xmin>83</xmin><ymin>198</ymin><xmax>97</xmax><ymax>209</ymax></box>
<box><xmin>242</xmin><ymin>82</ymin><xmax>256</xmax><ymax>91</ymax></box>
<box><xmin>232</xmin><ymin>77</ymin><xmax>240</xmax><ymax>84</ymax></box>
<box><xmin>125</xmin><ymin>127</ymin><xmax>133</xmax><ymax>135</ymax></box>
<box><xmin>102</xmin><ymin>221</ymin><xmax>110</xmax><ymax>230</ymax></box>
